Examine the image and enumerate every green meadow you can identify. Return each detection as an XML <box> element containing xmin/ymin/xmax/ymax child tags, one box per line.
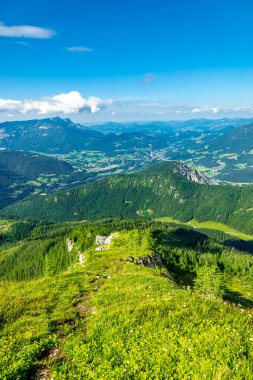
<box><xmin>0</xmin><ymin>226</ymin><xmax>253</xmax><ymax>379</ymax></box>
<box><xmin>155</xmin><ymin>217</ymin><xmax>253</xmax><ymax>241</ymax></box>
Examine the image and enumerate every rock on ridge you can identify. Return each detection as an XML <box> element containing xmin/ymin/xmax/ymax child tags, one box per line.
<box><xmin>175</xmin><ymin>163</ymin><xmax>219</xmax><ymax>185</ymax></box>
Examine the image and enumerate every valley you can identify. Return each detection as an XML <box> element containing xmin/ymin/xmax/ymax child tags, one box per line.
<box><xmin>2</xmin><ymin>117</ymin><xmax>253</xmax><ymax>188</ymax></box>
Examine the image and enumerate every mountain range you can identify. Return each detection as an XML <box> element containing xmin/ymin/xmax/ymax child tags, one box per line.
<box><xmin>0</xmin><ymin>117</ymin><xmax>169</xmax><ymax>154</ymax></box>
<box><xmin>2</xmin><ymin>116</ymin><xmax>253</xmax><ymax>183</ymax></box>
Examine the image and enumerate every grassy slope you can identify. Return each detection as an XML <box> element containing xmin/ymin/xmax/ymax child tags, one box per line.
<box><xmin>1</xmin><ymin>231</ymin><xmax>253</xmax><ymax>379</ymax></box>
<box><xmin>155</xmin><ymin>217</ymin><xmax>253</xmax><ymax>241</ymax></box>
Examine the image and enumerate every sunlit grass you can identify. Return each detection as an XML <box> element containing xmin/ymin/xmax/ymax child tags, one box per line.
<box><xmin>155</xmin><ymin>216</ymin><xmax>253</xmax><ymax>241</ymax></box>
<box><xmin>1</xmin><ymin>230</ymin><xmax>253</xmax><ymax>379</ymax></box>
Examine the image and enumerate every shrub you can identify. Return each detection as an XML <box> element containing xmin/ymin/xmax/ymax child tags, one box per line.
<box><xmin>194</xmin><ymin>264</ymin><xmax>225</xmax><ymax>298</ymax></box>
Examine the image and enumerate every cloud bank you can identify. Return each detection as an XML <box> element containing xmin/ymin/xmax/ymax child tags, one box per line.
<box><xmin>109</xmin><ymin>101</ymin><xmax>253</xmax><ymax>120</ymax></box>
<box><xmin>2</xmin><ymin>93</ymin><xmax>253</xmax><ymax>121</ymax></box>
<box><xmin>0</xmin><ymin>91</ymin><xmax>113</xmax><ymax>115</ymax></box>
<box><xmin>0</xmin><ymin>22</ymin><xmax>55</xmax><ymax>39</ymax></box>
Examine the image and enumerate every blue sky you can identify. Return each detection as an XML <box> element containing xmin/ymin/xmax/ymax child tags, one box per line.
<box><xmin>1</xmin><ymin>0</ymin><xmax>253</xmax><ymax>122</ymax></box>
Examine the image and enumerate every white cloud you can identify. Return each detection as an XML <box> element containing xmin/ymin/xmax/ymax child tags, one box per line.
<box><xmin>112</xmin><ymin>100</ymin><xmax>253</xmax><ymax>119</ymax></box>
<box><xmin>2</xmin><ymin>94</ymin><xmax>253</xmax><ymax>121</ymax></box>
<box><xmin>0</xmin><ymin>91</ymin><xmax>113</xmax><ymax>115</ymax></box>
<box><xmin>67</xmin><ymin>46</ymin><xmax>94</xmax><ymax>52</ymax></box>
<box><xmin>191</xmin><ymin>106</ymin><xmax>221</xmax><ymax>114</ymax></box>
<box><xmin>191</xmin><ymin>105</ymin><xmax>253</xmax><ymax>114</ymax></box>
<box><xmin>0</xmin><ymin>99</ymin><xmax>22</xmax><ymax>112</ymax></box>
<box><xmin>0</xmin><ymin>22</ymin><xmax>55</xmax><ymax>39</ymax></box>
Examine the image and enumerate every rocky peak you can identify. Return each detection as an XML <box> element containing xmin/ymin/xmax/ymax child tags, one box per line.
<box><xmin>174</xmin><ymin>163</ymin><xmax>219</xmax><ymax>185</ymax></box>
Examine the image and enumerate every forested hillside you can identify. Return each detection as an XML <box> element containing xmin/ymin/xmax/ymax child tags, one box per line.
<box><xmin>0</xmin><ymin>149</ymin><xmax>103</xmax><ymax>211</ymax></box>
<box><xmin>0</xmin><ymin>150</ymin><xmax>74</xmax><ymax>210</ymax></box>
<box><xmin>0</xmin><ymin>150</ymin><xmax>73</xmax><ymax>179</ymax></box>
<box><xmin>4</xmin><ymin>161</ymin><xmax>253</xmax><ymax>234</ymax></box>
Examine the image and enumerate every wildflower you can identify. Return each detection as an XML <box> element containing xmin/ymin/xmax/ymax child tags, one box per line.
<box><xmin>129</xmin><ymin>329</ymin><xmax>134</xmax><ymax>334</ymax></box>
<box><xmin>162</xmin><ymin>348</ymin><xmax>168</xmax><ymax>352</ymax></box>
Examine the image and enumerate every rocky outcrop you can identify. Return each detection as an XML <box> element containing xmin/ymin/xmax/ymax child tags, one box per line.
<box><xmin>174</xmin><ymin>163</ymin><xmax>219</xmax><ymax>185</ymax></box>
<box><xmin>134</xmin><ymin>252</ymin><xmax>163</xmax><ymax>268</ymax></box>
<box><xmin>126</xmin><ymin>252</ymin><xmax>175</xmax><ymax>281</ymax></box>
<box><xmin>66</xmin><ymin>238</ymin><xmax>74</xmax><ymax>253</ymax></box>
<box><xmin>95</xmin><ymin>246</ymin><xmax>105</xmax><ymax>251</ymax></box>
<box><xmin>78</xmin><ymin>251</ymin><xmax>84</xmax><ymax>263</ymax></box>
<box><xmin>95</xmin><ymin>233</ymin><xmax>119</xmax><ymax>251</ymax></box>
<box><xmin>104</xmin><ymin>233</ymin><xmax>119</xmax><ymax>245</ymax></box>
<box><xmin>95</xmin><ymin>236</ymin><xmax>108</xmax><ymax>246</ymax></box>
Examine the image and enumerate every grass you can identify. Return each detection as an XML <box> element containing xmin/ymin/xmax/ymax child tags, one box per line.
<box><xmin>226</xmin><ymin>276</ymin><xmax>253</xmax><ymax>302</ymax></box>
<box><xmin>0</xmin><ymin>230</ymin><xmax>253</xmax><ymax>379</ymax></box>
<box><xmin>0</xmin><ymin>245</ymin><xmax>21</xmax><ymax>264</ymax></box>
<box><xmin>155</xmin><ymin>217</ymin><xmax>253</xmax><ymax>241</ymax></box>
<box><xmin>0</xmin><ymin>268</ymin><xmax>88</xmax><ymax>379</ymax></box>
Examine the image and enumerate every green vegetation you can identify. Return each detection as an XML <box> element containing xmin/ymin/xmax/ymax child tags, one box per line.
<box><xmin>56</xmin><ymin>257</ymin><xmax>253</xmax><ymax>379</ymax></box>
<box><xmin>5</xmin><ymin>162</ymin><xmax>253</xmax><ymax>236</ymax></box>
<box><xmin>0</xmin><ymin>150</ymin><xmax>74</xmax><ymax>210</ymax></box>
<box><xmin>156</xmin><ymin>217</ymin><xmax>253</xmax><ymax>241</ymax></box>
<box><xmin>193</xmin><ymin>264</ymin><xmax>225</xmax><ymax>298</ymax></box>
<box><xmin>0</xmin><ymin>149</ymin><xmax>101</xmax><ymax>210</ymax></box>
<box><xmin>0</xmin><ymin>221</ymin><xmax>253</xmax><ymax>379</ymax></box>
<box><xmin>0</xmin><ymin>150</ymin><xmax>73</xmax><ymax>179</ymax></box>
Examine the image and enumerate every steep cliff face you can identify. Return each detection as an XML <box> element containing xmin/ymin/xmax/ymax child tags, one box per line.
<box><xmin>175</xmin><ymin>163</ymin><xmax>219</xmax><ymax>185</ymax></box>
